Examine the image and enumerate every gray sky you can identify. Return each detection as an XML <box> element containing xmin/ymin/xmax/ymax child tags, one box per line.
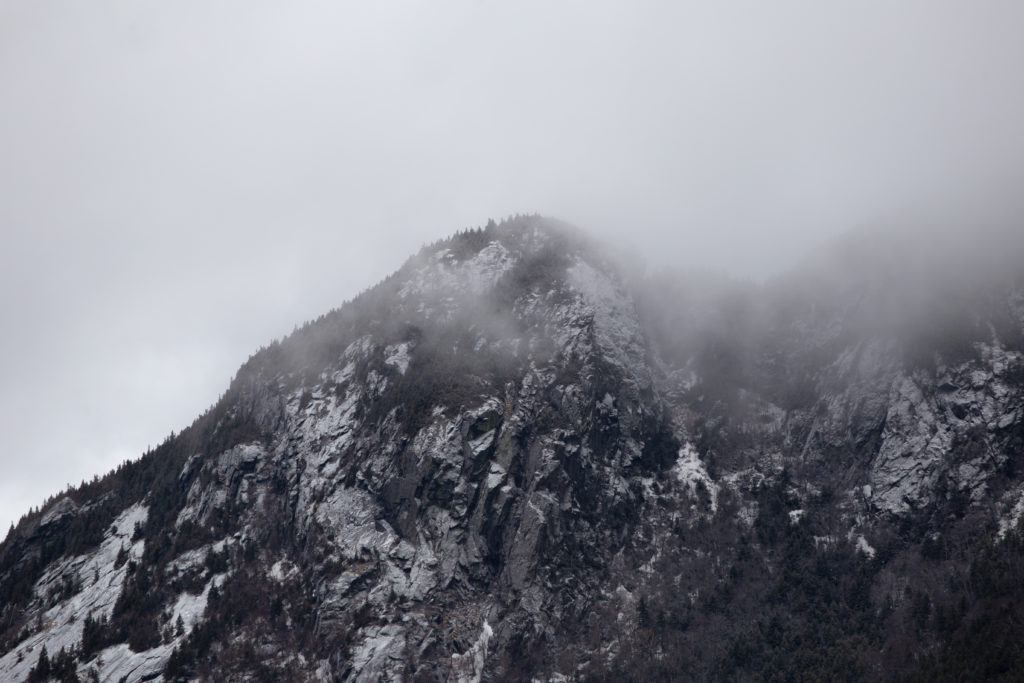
<box><xmin>2</xmin><ymin>1</ymin><xmax>1023</xmax><ymax>532</ymax></box>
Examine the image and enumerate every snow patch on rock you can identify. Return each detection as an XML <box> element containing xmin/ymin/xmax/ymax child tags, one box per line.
<box><xmin>171</xmin><ymin>580</ymin><xmax>214</xmax><ymax>634</ymax></box>
<box><xmin>398</xmin><ymin>240</ymin><xmax>514</xmax><ymax>309</ymax></box>
<box><xmin>81</xmin><ymin>641</ymin><xmax>175</xmax><ymax>683</ymax></box>
<box><xmin>855</xmin><ymin>535</ymin><xmax>877</xmax><ymax>559</ymax></box>
<box><xmin>870</xmin><ymin>377</ymin><xmax>951</xmax><ymax>514</ymax></box>
<box><xmin>450</xmin><ymin>620</ymin><xmax>493</xmax><ymax>683</ymax></box>
<box><xmin>672</xmin><ymin>444</ymin><xmax>719</xmax><ymax>513</ymax></box>
<box><xmin>269</xmin><ymin>559</ymin><xmax>297</xmax><ymax>582</ymax></box>
<box><xmin>348</xmin><ymin>624</ymin><xmax>407</xmax><ymax>682</ymax></box>
<box><xmin>317</xmin><ymin>486</ymin><xmax>396</xmax><ymax>560</ymax></box>
<box><xmin>469</xmin><ymin>429</ymin><xmax>497</xmax><ymax>457</ymax></box>
<box><xmin>998</xmin><ymin>491</ymin><xmax>1024</xmax><ymax>540</ymax></box>
<box><xmin>384</xmin><ymin>341</ymin><xmax>413</xmax><ymax>374</ymax></box>
<box><xmin>0</xmin><ymin>504</ymin><xmax>148</xmax><ymax>683</ymax></box>
<box><xmin>40</xmin><ymin>496</ymin><xmax>79</xmax><ymax>528</ymax></box>
<box><xmin>566</xmin><ymin>259</ymin><xmax>647</xmax><ymax>376</ymax></box>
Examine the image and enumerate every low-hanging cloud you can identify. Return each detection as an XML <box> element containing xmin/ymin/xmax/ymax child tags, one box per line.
<box><xmin>2</xmin><ymin>1</ymin><xmax>1024</xmax><ymax>531</ymax></box>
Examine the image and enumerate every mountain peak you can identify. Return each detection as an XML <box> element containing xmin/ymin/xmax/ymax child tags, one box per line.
<box><xmin>3</xmin><ymin>216</ymin><xmax>1024</xmax><ymax>681</ymax></box>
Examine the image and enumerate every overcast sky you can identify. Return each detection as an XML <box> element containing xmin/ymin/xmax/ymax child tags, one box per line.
<box><xmin>2</xmin><ymin>1</ymin><xmax>1023</xmax><ymax>532</ymax></box>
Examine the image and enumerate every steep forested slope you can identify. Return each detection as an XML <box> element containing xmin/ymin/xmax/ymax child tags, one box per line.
<box><xmin>2</xmin><ymin>215</ymin><xmax>1024</xmax><ymax>681</ymax></box>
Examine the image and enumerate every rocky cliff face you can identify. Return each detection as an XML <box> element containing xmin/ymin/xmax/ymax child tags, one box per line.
<box><xmin>2</xmin><ymin>216</ymin><xmax>1024</xmax><ymax>681</ymax></box>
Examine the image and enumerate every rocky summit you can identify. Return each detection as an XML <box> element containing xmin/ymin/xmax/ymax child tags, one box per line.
<box><xmin>3</xmin><ymin>215</ymin><xmax>1024</xmax><ymax>682</ymax></box>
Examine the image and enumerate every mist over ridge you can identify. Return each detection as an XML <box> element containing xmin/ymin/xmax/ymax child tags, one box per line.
<box><xmin>2</xmin><ymin>4</ymin><xmax>1024</xmax><ymax>676</ymax></box>
<box><xmin>4</xmin><ymin>209</ymin><xmax>1024</xmax><ymax>680</ymax></box>
<box><xmin>4</xmin><ymin>1</ymin><xmax>1024</xmax><ymax>536</ymax></box>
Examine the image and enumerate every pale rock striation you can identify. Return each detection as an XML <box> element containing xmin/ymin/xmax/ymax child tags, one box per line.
<box><xmin>2</xmin><ymin>216</ymin><xmax>1023</xmax><ymax>680</ymax></box>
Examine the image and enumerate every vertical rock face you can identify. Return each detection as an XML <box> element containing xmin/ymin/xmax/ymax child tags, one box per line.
<box><xmin>2</xmin><ymin>215</ymin><xmax>1024</xmax><ymax>681</ymax></box>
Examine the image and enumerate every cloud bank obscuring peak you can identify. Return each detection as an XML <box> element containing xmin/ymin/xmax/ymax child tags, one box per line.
<box><xmin>1</xmin><ymin>1</ymin><xmax>1023</xmax><ymax>531</ymax></box>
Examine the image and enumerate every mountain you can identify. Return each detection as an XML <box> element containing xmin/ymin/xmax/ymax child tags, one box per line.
<box><xmin>2</xmin><ymin>215</ymin><xmax>1024</xmax><ymax>682</ymax></box>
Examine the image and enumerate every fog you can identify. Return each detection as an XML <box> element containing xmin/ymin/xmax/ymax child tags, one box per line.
<box><xmin>2</xmin><ymin>1</ymin><xmax>1024</xmax><ymax>532</ymax></box>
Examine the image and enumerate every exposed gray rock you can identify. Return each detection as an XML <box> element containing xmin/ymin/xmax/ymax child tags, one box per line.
<box><xmin>2</xmin><ymin>216</ymin><xmax>1023</xmax><ymax>681</ymax></box>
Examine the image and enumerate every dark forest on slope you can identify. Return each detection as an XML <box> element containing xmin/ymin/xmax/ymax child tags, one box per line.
<box><xmin>3</xmin><ymin>215</ymin><xmax>1024</xmax><ymax>681</ymax></box>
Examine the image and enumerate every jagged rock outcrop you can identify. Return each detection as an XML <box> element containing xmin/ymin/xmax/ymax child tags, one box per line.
<box><xmin>2</xmin><ymin>215</ymin><xmax>1024</xmax><ymax>681</ymax></box>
